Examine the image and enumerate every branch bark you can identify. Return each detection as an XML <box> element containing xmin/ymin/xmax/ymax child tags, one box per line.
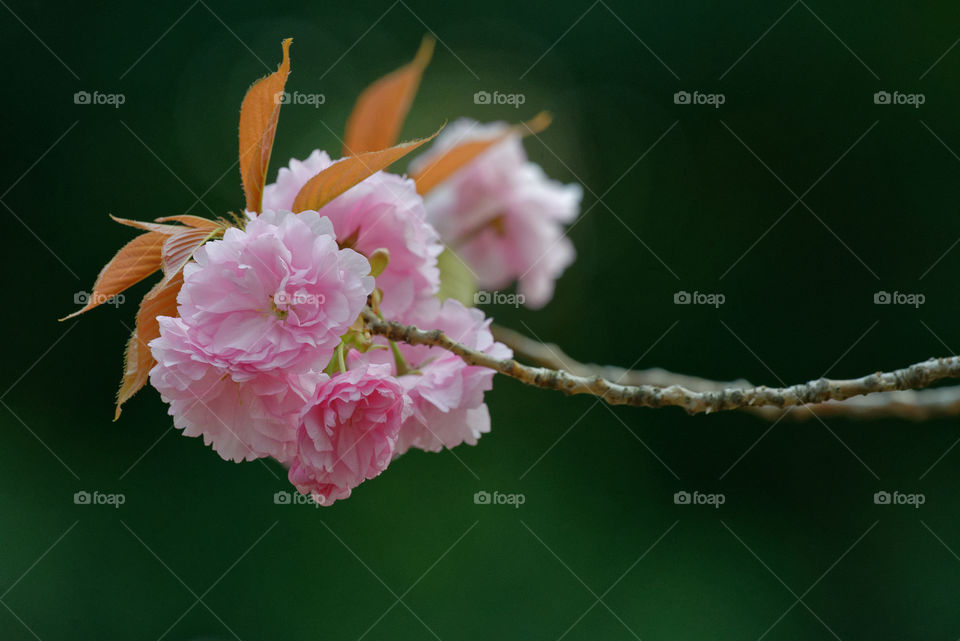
<box><xmin>363</xmin><ymin>309</ymin><xmax>960</xmax><ymax>416</ymax></box>
<box><xmin>491</xmin><ymin>324</ymin><xmax>752</xmax><ymax>390</ymax></box>
<box><xmin>491</xmin><ymin>324</ymin><xmax>960</xmax><ymax>420</ymax></box>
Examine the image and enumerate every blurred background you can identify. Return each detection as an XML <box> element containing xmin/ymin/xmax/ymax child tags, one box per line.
<box><xmin>3</xmin><ymin>0</ymin><xmax>960</xmax><ymax>638</ymax></box>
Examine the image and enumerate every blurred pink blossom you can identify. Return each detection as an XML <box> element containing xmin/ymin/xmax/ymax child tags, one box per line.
<box><xmin>410</xmin><ymin>119</ymin><xmax>582</xmax><ymax>309</ymax></box>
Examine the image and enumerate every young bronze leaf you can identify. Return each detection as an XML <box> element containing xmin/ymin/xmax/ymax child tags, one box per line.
<box><xmin>155</xmin><ymin>226</ymin><xmax>223</xmax><ymax>290</ymax></box>
<box><xmin>239</xmin><ymin>38</ymin><xmax>292</xmax><ymax>213</ymax></box>
<box><xmin>115</xmin><ymin>271</ymin><xmax>184</xmax><ymax>419</ymax></box>
<box><xmin>110</xmin><ymin>215</ymin><xmax>187</xmax><ymax>235</ymax></box>
<box><xmin>342</xmin><ymin>36</ymin><xmax>434</xmax><ymax>156</ymax></box>
<box><xmin>412</xmin><ymin>112</ymin><xmax>552</xmax><ymax>195</ymax></box>
<box><xmin>155</xmin><ymin>214</ymin><xmax>222</xmax><ymax>229</ymax></box>
<box><xmin>291</xmin><ymin>131</ymin><xmax>440</xmax><ymax>212</ymax></box>
<box><xmin>60</xmin><ymin>232</ymin><xmax>166</xmax><ymax>320</ymax></box>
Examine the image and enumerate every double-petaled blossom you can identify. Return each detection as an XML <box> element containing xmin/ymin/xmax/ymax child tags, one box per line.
<box><xmin>410</xmin><ymin>118</ymin><xmax>582</xmax><ymax>309</ymax></box>
<box><xmin>288</xmin><ymin>365</ymin><xmax>409</xmax><ymax>505</ymax></box>
<box><xmin>176</xmin><ymin>210</ymin><xmax>373</xmax><ymax>374</ymax></box>
<box><xmin>149</xmin><ymin>210</ymin><xmax>374</xmax><ymax>462</ymax></box>
<box><xmin>149</xmin><ymin>317</ymin><xmax>322</xmax><ymax>462</ymax></box>
<box><xmin>350</xmin><ymin>298</ymin><xmax>512</xmax><ymax>455</ymax></box>
<box><xmin>263</xmin><ymin>150</ymin><xmax>442</xmax><ymax>316</ymax></box>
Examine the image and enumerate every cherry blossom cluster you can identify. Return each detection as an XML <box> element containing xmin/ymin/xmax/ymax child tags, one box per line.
<box><xmin>147</xmin><ymin>133</ymin><xmax>581</xmax><ymax>505</ymax></box>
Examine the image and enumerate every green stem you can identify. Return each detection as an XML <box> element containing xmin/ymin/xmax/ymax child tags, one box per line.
<box><xmin>337</xmin><ymin>343</ymin><xmax>347</xmax><ymax>373</ymax></box>
<box><xmin>389</xmin><ymin>340</ymin><xmax>411</xmax><ymax>376</ymax></box>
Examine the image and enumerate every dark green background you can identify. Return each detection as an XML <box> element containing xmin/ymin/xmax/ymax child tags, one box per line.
<box><xmin>3</xmin><ymin>1</ymin><xmax>960</xmax><ymax>638</ymax></box>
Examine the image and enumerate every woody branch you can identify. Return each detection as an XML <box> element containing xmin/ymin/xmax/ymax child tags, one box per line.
<box><xmin>363</xmin><ymin>309</ymin><xmax>960</xmax><ymax>416</ymax></box>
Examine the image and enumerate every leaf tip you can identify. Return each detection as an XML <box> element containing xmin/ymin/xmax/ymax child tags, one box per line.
<box><xmin>280</xmin><ymin>37</ymin><xmax>292</xmax><ymax>67</ymax></box>
<box><xmin>414</xmin><ymin>35</ymin><xmax>435</xmax><ymax>68</ymax></box>
<box><xmin>523</xmin><ymin>111</ymin><xmax>552</xmax><ymax>136</ymax></box>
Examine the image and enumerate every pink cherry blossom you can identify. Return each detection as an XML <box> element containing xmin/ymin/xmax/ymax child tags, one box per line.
<box><xmin>149</xmin><ymin>316</ymin><xmax>324</xmax><ymax>463</ymax></box>
<box><xmin>350</xmin><ymin>298</ymin><xmax>511</xmax><ymax>455</ymax></box>
<box><xmin>409</xmin><ymin>118</ymin><xmax>582</xmax><ymax>309</ymax></box>
<box><xmin>175</xmin><ymin>209</ymin><xmax>374</xmax><ymax>375</ymax></box>
<box><xmin>263</xmin><ymin>150</ymin><xmax>442</xmax><ymax>316</ymax></box>
<box><xmin>288</xmin><ymin>364</ymin><xmax>409</xmax><ymax>505</ymax></box>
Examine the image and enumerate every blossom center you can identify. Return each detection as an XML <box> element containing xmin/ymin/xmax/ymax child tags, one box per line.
<box><xmin>270</xmin><ymin>290</ymin><xmax>323</xmax><ymax>320</ymax></box>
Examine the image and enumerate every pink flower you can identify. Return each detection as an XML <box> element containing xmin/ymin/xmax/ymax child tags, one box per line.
<box><xmin>350</xmin><ymin>299</ymin><xmax>511</xmax><ymax>455</ymax></box>
<box><xmin>176</xmin><ymin>209</ymin><xmax>374</xmax><ymax>375</ymax></box>
<box><xmin>263</xmin><ymin>150</ymin><xmax>442</xmax><ymax>316</ymax></box>
<box><xmin>409</xmin><ymin>119</ymin><xmax>582</xmax><ymax>309</ymax></box>
<box><xmin>288</xmin><ymin>365</ymin><xmax>409</xmax><ymax>505</ymax></box>
<box><xmin>149</xmin><ymin>317</ymin><xmax>324</xmax><ymax>463</ymax></box>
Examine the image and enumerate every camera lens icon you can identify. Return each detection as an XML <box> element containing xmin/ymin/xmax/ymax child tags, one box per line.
<box><xmin>874</xmin><ymin>91</ymin><xmax>891</xmax><ymax>105</ymax></box>
<box><xmin>873</xmin><ymin>291</ymin><xmax>891</xmax><ymax>304</ymax></box>
<box><xmin>473</xmin><ymin>91</ymin><xmax>491</xmax><ymax>105</ymax></box>
<box><xmin>673</xmin><ymin>491</ymin><xmax>691</xmax><ymax>505</ymax></box>
<box><xmin>873</xmin><ymin>491</ymin><xmax>891</xmax><ymax>505</ymax></box>
<box><xmin>74</xmin><ymin>491</ymin><xmax>91</xmax><ymax>505</ymax></box>
<box><xmin>273</xmin><ymin>491</ymin><xmax>291</xmax><ymax>504</ymax></box>
<box><xmin>673</xmin><ymin>291</ymin><xmax>691</xmax><ymax>305</ymax></box>
<box><xmin>474</xmin><ymin>490</ymin><xmax>491</xmax><ymax>505</ymax></box>
<box><xmin>673</xmin><ymin>91</ymin><xmax>691</xmax><ymax>105</ymax></box>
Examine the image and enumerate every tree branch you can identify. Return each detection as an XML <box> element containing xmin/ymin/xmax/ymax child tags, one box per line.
<box><xmin>491</xmin><ymin>324</ymin><xmax>752</xmax><ymax>390</ymax></box>
<box><xmin>491</xmin><ymin>324</ymin><xmax>960</xmax><ymax>420</ymax></box>
<box><xmin>363</xmin><ymin>309</ymin><xmax>960</xmax><ymax>415</ymax></box>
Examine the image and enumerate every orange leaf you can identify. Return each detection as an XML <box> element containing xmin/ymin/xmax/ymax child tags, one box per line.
<box><xmin>343</xmin><ymin>36</ymin><xmax>434</xmax><ymax>156</ymax></box>
<box><xmin>156</xmin><ymin>226</ymin><xmax>224</xmax><ymax>290</ymax></box>
<box><xmin>110</xmin><ymin>215</ymin><xmax>187</xmax><ymax>235</ymax></box>
<box><xmin>239</xmin><ymin>38</ymin><xmax>292</xmax><ymax>213</ymax></box>
<box><xmin>115</xmin><ymin>272</ymin><xmax>184</xmax><ymax>419</ymax></box>
<box><xmin>411</xmin><ymin>112</ymin><xmax>552</xmax><ymax>195</ymax></box>
<box><xmin>291</xmin><ymin>131</ymin><xmax>440</xmax><ymax>213</ymax></box>
<box><xmin>155</xmin><ymin>214</ymin><xmax>222</xmax><ymax>229</ymax></box>
<box><xmin>60</xmin><ymin>232</ymin><xmax>166</xmax><ymax>320</ymax></box>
